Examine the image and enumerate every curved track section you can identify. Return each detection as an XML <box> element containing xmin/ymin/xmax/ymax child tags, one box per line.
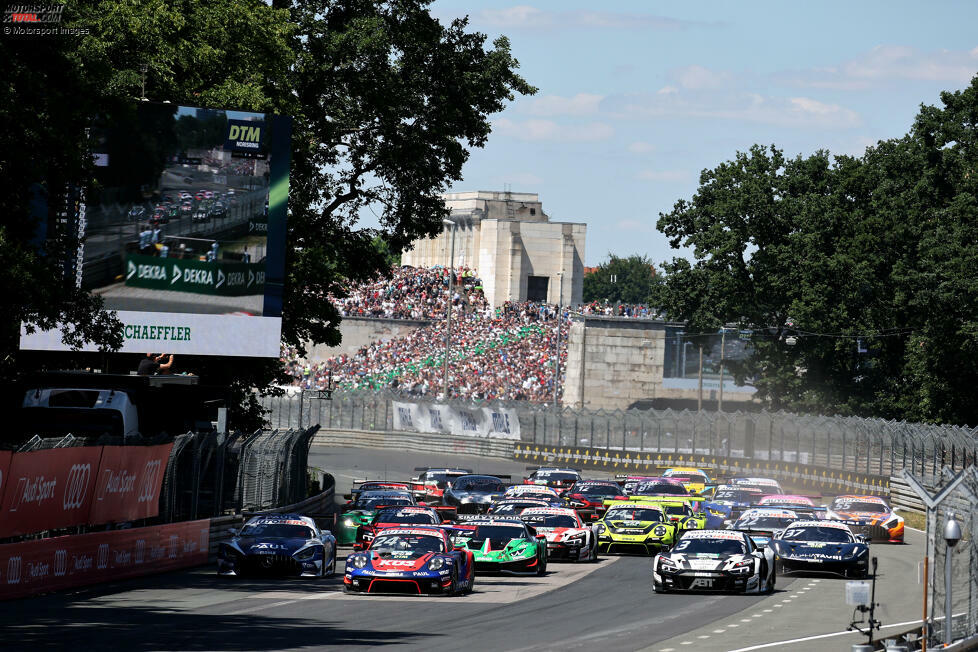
<box><xmin>0</xmin><ymin>446</ymin><xmax>923</xmax><ymax>652</ymax></box>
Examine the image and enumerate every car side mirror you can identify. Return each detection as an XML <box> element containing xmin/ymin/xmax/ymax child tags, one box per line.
<box><xmin>411</xmin><ymin>476</ymin><xmax>420</xmax><ymax>482</ymax></box>
<box><xmin>723</xmin><ymin>519</ymin><xmax>733</xmax><ymax>526</ymax></box>
<box><xmin>353</xmin><ymin>543</ymin><xmax>365</xmax><ymax>551</ymax></box>
<box><xmin>454</xmin><ymin>546</ymin><xmax>466</xmax><ymax>552</ymax></box>
<box><xmin>227</xmin><ymin>528</ymin><xmax>238</xmax><ymax>537</ymax></box>
<box><xmin>856</xmin><ymin>534</ymin><xmax>870</xmax><ymax>544</ymax></box>
<box><xmin>536</xmin><ymin>534</ymin><xmax>547</xmax><ymax>541</ymax></box>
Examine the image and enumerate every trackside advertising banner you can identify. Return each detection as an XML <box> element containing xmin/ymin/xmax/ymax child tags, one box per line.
<box><xmin>392</xmin><ymin>401</ymin><xmax>520</xmax><ymax>440</ymax></box>
<box><xmin>0</xmin><ymin>452</ymin><xmax>11</xmax><ymax>509</ymax></box>
<box><xmin>88</xmin><ymin>444</ymin><xmax>173</xmax><ymax>524</ymax></box>
<box><xmin>0</xmin><ymin>519</ymin><xmax>210</xmax><ymax>600</ymax></box>
<box><xmin>0</xmin><ymin>447</ymin><xmax>104</xmax><ymax>538</ymax></box>
<box><xmin>0</xmin><ymin>445</ymin><xmax>172</xmax><ymax>538</ymax></box>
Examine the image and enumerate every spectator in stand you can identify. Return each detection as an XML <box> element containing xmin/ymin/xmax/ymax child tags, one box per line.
<box><xmin>138</xmin><ymin>353</ymin><xmax>174</xmax><ymax>375</ymax></box>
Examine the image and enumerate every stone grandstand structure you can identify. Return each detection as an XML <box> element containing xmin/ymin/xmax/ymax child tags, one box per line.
<box><xmin>401</xmin><ymin>191</ymin><xmax>586</xmax><ymax>308</ymax></box>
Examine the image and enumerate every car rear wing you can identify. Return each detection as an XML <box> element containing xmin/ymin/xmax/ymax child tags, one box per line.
<box><xmin>431</xmin><ymin>505</ymin><xmax>458</xmax><ymax>521</ymax></box>
<box><xmin>626</xmin><ymin>495</ymin><xmax>706</xmax><ymax>503</ymax></box>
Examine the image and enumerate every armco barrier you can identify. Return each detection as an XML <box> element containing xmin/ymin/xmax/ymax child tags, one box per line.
<box><xmin>314</xmin><ymin>429</ymin><xmax>514</xmax><ymax>460</ymax></box>
<box><xmin>513</xmin><ymin>443</ymin><xmax>890</xmax><ymax>496</ymax></box>
<box><xmin>889</xmin><ymin>474</ymin><xmax>926</xmax><ymax>513</ymax></box>
<box><xmin>0</xmin><ymin>519</ymin><xmax>209</xmax><ymax>600</ymax></box>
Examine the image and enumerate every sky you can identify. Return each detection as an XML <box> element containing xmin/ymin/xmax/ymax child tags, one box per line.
<box><xmin>423</xmin><ymin>0</ymin><xmax>978</xmax><ymax>267</ymax></box>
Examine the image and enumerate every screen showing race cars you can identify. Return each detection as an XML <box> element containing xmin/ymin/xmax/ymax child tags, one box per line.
<box><xmin>20</xmin><ymin>102</ymin><xmax>291</xmax><ymax>357</ymax></box>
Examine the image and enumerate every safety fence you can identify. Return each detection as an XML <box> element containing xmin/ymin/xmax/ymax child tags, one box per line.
<box><xmin>262</xmin><ymin>389</ymin><xmax>978</xmax><ymax>496</ymax></box>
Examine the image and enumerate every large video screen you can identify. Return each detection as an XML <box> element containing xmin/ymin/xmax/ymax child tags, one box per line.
<box><xmin>20</xmin><ymin>103</ymin><xmax>290</xmax><ymax>357</ymax></box>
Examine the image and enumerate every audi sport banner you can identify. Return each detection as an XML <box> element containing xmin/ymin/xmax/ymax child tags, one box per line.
<box><xmin>0</xmin><ymin>519</ymin><xmax>210</xmax><ymax>600</ymax></box>
<box><xmin>392</xmin><ymin>401</ymin><xmax>520</xmax><ymax>440</ymax></box>
<box><xmin>0</xmin><ymin>447</ymin><xmax>104</xmax><ymax>539</ymax></box>
<box><xmin>88</xmin><ymin>444</ymin><xmax>172</xmax><ymax>524</ymax></box>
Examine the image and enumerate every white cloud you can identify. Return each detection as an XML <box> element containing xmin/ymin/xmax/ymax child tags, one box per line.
<box><xmin>607</xmin><ymin>89</ymin><xmax>862</xmax><ymax>129</ymax></box>
<box><xmin>493</xmin><ymin>118</ymin><xmax>614</xmax><ymax>142</ymax></box>
<box><xmin>473</xmin><ymin>6</ymin><xmax>719</xmax><ymax>31</ymax></box>
<box><xmin>671</xmin><ymin>64</ymin><xmax>735</xmax><ymax>90</ymax></box>
<box><xmin>524</xmin><ymin>93</ymin><xmax>604</xmax><ymax>116</ymax></box>
<box><xmin>628</xmin><ymin>141</ymin><xmax>656</xmax><ymax>154</ymax></box>
<box><xmin>637</xmin><ymin>169</ymin><xmax>687</xmax><ymax>182</ymax></box>
<box><xmin>776</xmin><ymin>45</ymin><xmax>978</xmax><ymax>89</ymax></box>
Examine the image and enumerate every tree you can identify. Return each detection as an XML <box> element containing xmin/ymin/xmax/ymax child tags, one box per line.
<box><xmin>582</xmin><ymin>254</ymin><xmax>659</xmax><ymax>305</ymax></box>
<box><xmin>2</xmin><ymin>1</ymin><xmax>533</xmax><ymax>429</ymax></box>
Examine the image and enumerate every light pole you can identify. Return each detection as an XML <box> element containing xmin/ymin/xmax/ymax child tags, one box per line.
<box><xmin>944</xmin><ymin>512</ymin><xmax>962</xmax><ymax>646</ymax></box>
<box><xmin>442</xmin><ymin>219</ymin><xmax>457</xmax><ymax>401</ymax></box>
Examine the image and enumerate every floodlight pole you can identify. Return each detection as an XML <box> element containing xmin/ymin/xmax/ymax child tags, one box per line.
<box><xmin>442</xmin><ymin>219</ymin><xmax>457</xmax><ymax>400</ymax></box>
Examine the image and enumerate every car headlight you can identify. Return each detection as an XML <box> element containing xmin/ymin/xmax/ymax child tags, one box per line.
<box><xmin>294</xmin><ymin>546</ymin><xmax>318</xmax><ymax>561</ymax></box>
<box><xmin>652</xmin><ymin>525</ymin><xmax>668</xmax><ymax>537</ymax></box>
<box><xmin>854</xmin><ymin>548</ymin><xmax>869</xmax><ymax>558</ymax></box>
<box><xmin>885</xmin><ymin>517</ymin><xmax>900</xmax><ymax>528</ymax></box>
<box><xmin>429</xmin><ymin>556</ymin><xmax>445</xmax><ymax>571</ymax></box>
<box><xmin>568</xmin><ymin>500</ymin><xmax>586</xmax><ymax>508</ymax></box>
<box><xmin>595</xmin><ymin>523</ymin><xmax>606</xmax><ymax>534</ymax></box>
<box><xmin>343</xmin><ymin>519</ymin><xmax>355</xmax><ymax>527</ymax></box>
<box><xmin>351</xmin><ymin>555</ymin><xmax>368</xmax><ymax>569</ymax></box>
<box><xmin>658</xmin><ymin>558</ymin><xmax>680</xmax><ymax>574</ymax></box>
<box><xmin>729</xmin><ymin>561</ymin><xmax>753</xmax><ymax>575</ymax></box>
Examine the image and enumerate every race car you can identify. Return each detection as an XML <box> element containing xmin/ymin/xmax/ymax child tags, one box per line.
<box><xmin>726</xmin><ymin>507</ymin><xmax>801</xmax><ymax>548</ymax></box>
<box><xmin>518</xmin><ymin>507</ymin><xmax>599</xmax><ymax>562</ymax></box>
<box><xmin>217</xmin><ymin>514</ymin><xmax>336</xmax><ymax>577</ymax></box>
<box><xmin>652</xmin><ymin>529</ymin><xmax>776</xmax><ymax>594</ymax></box>
<box><xmin>522</xmin><ymin>467</ymin><xmax>582</xmax><ymax>494</ymax></box>
<box><xmin>443</xmin><ymin>475</ymin><xmax>509</xmax><ymax>514</ymax></box>
<box><xmin>645</xmin><ymin>499</ymin><xmax>710</xmax><ymax>530</ymax></box>
<box><xmin>485</xmin><ymin>497</ymin><xmax>552</xmax><ymax>516</ymax></box>
<box><xmin>345</xmin><ymin>480</ymin><xmax>412</xmax><ymax>501</ymax></box>
<box><xmin>344</xmin><ymin>527</ymin><xmax>475</xmax><ymax>595</ymax></box>
<box><xmin>502</xmin><ymin>484</ymin><xmax>564</xmax><ymax>505</ymax></box>
<box><xmin>451</xmin><ymin>517</ymin><xmax>548</xmax><ymax>575</ymax></box>
<box><xmin>709</xmin><ymin>484</ymin><xmax>766</xmax><ymax>519</ymax></box>
<box><xmin>617</xmin><ymin>475</ymin><xmax>665</xmax><ymax>495</ymax></box>
<box><xmin>410</xmin><ymin>467</ymin><xmax>473</xmax><ymax>502</ymax></box>
<box><xmin>661</xmin><ymin>467</ymin><xmax>717</xmax><ymax>495</ymax></box>
<box><xmin>630</xmin><ymin>478</ymin><xmax>692</xmax><ymax>498</ymax></box>
<box><xmin>729</xmin><ymin>477</ymin><xmax>784</xmax><ymax>497</ymax></box>
<box><xmin>825</xmin><ymin>495</ymin><xmax>904</xmax><ymax>543</ymax></box>
<box><xmin>335</xmin><ymin>490</ymin><xmax>418</xmax><ymax>545</ymax></box>
<box><xmin>769</xmin><ymin>520</ymin><xmax>870</xmax><ymax>578</ymax></box>
<box><xmin>758</xmin><ymin>494</ymin><xmax>816</xmax><ymax>508</ymax></box>
<box><xmin>356</xmin><ymin>506</ymin><xmax>446</xmax><ymax>545</ymax></box>
<box><xmin>563</xmin><ymin>480</ymin><xmax>629</xmax><ymax>515</ymax></box>
<box><xmin>595</xmin><ymin>501</ymin><xmax>678</xmax><ymax>555</ymax></box>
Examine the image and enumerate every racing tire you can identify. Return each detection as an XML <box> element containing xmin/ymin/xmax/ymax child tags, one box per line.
<box><xmin>536</xmin><ymin>553</ymin><xmax>548</xmax><ymax>577</ymax></box>
<box><xmin>588</xmin><ymin>544</ymin><xmax>599</xmax><ymax>563</ymax></box>
<box><xmin>653</xmin><ymin>581</ymin><xmax>667</xmax><ymax>594</ymax></box>
<box><xmin>764</xmin><ymin>566</ymin><xmax>776</xmax><ymax>594</ymax></box>
<box><xmin>447</xmin><ymin>566</ymin><xmax>459</xmax><ymax>597</ymax></box>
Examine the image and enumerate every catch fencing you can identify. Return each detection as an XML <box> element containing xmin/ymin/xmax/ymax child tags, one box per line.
<box><xmin>262</xmin><ymin>389</ymin><xmax>978</xmax><ymax>493</ymax></box>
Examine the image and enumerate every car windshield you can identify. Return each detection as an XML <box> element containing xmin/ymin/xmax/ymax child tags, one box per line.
<box><xmin>832</xmin><ymin>500</ymin><xmax>887</xmax><ymax>513</ymax></box>
<box><xmin>241</xmin><ymin>523</ymin><xmax>315</xmax><ymax>539</ymax></box>
<box><xmin>523</xmin><ymin>514</ymin><xmax>579</xmax><ymax>528</ymax></box>
<box><xmin>781</xmin><ymin>526</ymin><xmax>854</xmax><ymax>543</ymax></box>
<box><xmin>668</xmin><ymin>473</ymin><xmax>707</xmax><ymax>484</ymax></box>
<box><xmin>492</xmin><ymin>502</ymin><xmax>545</xmax><ymax>515</ymax></box>
<box><xmin>533</xmin><ymin>472</ymin><xmax>578</xmax><ymax>483</ymax></box>
<box><xmin>663</xmin><ymin>504</ymin><xmax>691</xmax><ymax>516</ymax></box>
<box><xmin>605</xmin><ymin>507</ymin><xmax>665</xmax><ymax>522</ymax></box>
<box><xmin>469</xmin><ymin>524</ymin><xmax>526</xmax><ymax>540</ymax></box>
<box><xmin>375</xmin><ymin>510</ymin><xmax>437</xmax><ymax>524</ymax></box>
<box><xmin>714</xmin><ymin>489</ymin><xmax>762</xmax><ymax>503</ymax></box>
<box><xmin>358</xmin><ymin>495</ymin><xmax>413</xmax><ymax>508</ymax></box>
<box><xmin>733</xmin><ymin>515</ymin><xmax>796</xmax><ymax>530</ymax></box>
<box><xmin>673</xmin><ymin>537</ymin><xmax>747</xmax><ymax>556</ymax></box>
<box><xmin>635</xmin><ymin>482</ymin><xmax>688</xmax><ymax>496</ymax></box>
<box><xmin>425</xmin><ymin>472</ymin><xmax>468</xmax><ymax>489</ymax></box>
<box><xmin>455</xmin><ymin>478</ymin><xmax>504</xmax><ymax>492</ymax></box>
<box><xmin>370</xmin><ymin>534</ymin><xmax>445</xmax><ymax>555</ymax></box>
<box><xmin>572</xmin><ymin>484</ymin><xmax>621</xmax><ymax>497</ymax></box>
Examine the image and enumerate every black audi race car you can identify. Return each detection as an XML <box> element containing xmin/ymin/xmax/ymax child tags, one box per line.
<box><xmin>652</xmin><ymin>529</ymin><xmax>776</xmax><ymax>594</ymax></box>
<box><xmin>217</xmin><ymin>514</ymin><xmax>337</xmax><ymax>577</ymax></box>
<box><xmin>769</xmin><ymin>520</ymin><xmax>870</xmax><ymax>578</ymax></box>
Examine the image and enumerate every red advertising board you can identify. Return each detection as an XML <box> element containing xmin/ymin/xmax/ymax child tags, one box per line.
<box><xmin>0</xmin><ymin>447</ymin><xmax>104</xmax><ymax>538</ymax></box>
<box><xmin>0</xmin><ymin>451</ymin><xmax>11</xmax><ymax>508</ymax></box>
<box><xmin>0</xmin><ymin>519</ymin><xmax>210</xmax><ymax>600</ymax></box>
<box><xmin>88</xmin><ymin>443</ymin><xmax>173</xmax><ymax>524</ymax></box>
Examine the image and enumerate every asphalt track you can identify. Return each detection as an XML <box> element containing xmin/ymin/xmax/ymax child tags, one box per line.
<box><xmin>0</xmin><ymin>445</ymin><xmax>924</xmax><ymax>651</ymax></box>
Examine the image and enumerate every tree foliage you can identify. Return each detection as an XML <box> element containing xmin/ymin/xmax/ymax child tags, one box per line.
<box><xmin>582</xmin><ymin>254</ymin><xmax>659</xmax><ymax>305</ymax></box>
<box><xmin>652</xmin><ymin>76</ymin><xmax>978</xmax><ymax>425</ymax></box>
<box><xmin>1</xmin><ymin>0</ymin><xmax>534</xmax><ymax>429</ymax></box>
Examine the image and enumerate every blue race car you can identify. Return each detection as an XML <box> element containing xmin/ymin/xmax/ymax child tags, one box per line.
<box><xmin>217</xmin><ymin>514</ymin><xmax>337</xmax><ymax>577</ymax></box>
<box><xmin>344</xmin><ymin>526</ymin><xmax>475</xmax><ymax>595</ymax></box>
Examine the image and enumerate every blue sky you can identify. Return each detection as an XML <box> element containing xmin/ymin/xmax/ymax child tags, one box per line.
<box><xmin>427</xmin><ymin>1</ymin><xmax>978</xmax><ymax>267</ymax></box>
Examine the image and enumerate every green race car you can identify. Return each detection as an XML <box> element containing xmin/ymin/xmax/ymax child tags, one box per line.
<box><xmin>334</xmin><ymin>490</ymin><xmax>417</xmax><ymax>545</ymax></box>
<box><xmin>452</xmin><ymin>517</ymin><xmax>548</xmax><ymax>575</ymax></box>
<box><xmin>595</xmin><ymin>501</ymin><xmax>678</xmax><ymax>555</ymax></box>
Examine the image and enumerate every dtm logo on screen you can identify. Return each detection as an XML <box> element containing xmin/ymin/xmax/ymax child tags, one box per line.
<box><xmin>224</xmin><ymin>119</ymin><xmax>267</xmax><ymax>159</ymax></box>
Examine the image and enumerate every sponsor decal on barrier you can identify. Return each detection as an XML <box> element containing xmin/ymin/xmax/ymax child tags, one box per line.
<box><xmin>0</xmin><ymin>447</ymin><xmax>103</xmax><ymax>538</ymax></box>
<box><xmin>88</xmin><ymin>444</ymin><xmax>172</xmax><ymax>524</ymax></box>
<box><xmin>392</xmin><ymin>401</ymin><xmax>521</xmax><ymax>440</ymax></box>
<box><xmin>0</xmin><ymin>520</ymin><xmax>209</xmax><ymax>600</ymax></box>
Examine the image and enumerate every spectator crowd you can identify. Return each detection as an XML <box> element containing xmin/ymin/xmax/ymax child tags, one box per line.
<box><xmin>282</xmin><ymin>266</ymin><xmax>568</xmax><ymax>403</ymax></box>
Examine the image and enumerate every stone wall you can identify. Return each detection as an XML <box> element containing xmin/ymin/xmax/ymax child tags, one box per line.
<box><xmin>563</xmin><ymin>315</ymin><xmax>758</xmax><ymax>411</ymax></box>
<box><xmin>304</xmin><ymin>316</ymin><xmax>429</xmax><ymax>360</ymax></box>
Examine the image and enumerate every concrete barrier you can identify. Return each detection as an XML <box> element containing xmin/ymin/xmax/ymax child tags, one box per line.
<box><xmin>313</xmin><ymin>429</ymin><xmax>514</xmax><ymax>460</ymax></box>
